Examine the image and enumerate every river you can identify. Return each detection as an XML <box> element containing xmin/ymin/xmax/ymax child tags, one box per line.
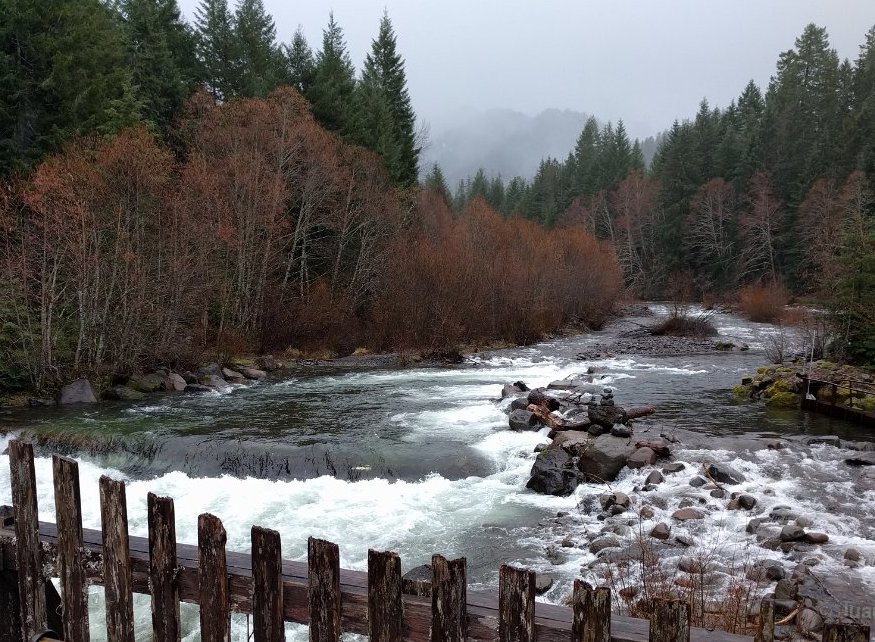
<box><xmin>2</xmin><ymin>304</ymin><xmax>875</xmax><ymax>639</ymax></box>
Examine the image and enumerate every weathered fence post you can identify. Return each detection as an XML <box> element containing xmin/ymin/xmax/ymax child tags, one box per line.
<box><xmin>100</xmin><ymin>475</ymin><xmax>134</xmax><ymax>642</ymax></box>
<box><xmin>822</xmin><ymin>623</ymin><xmax>871</xmax><ymax>641</ymax></box>
<box><xmin>572</xmin><ymin>580</ymin><xmax>611</xmax><ymax>642</ymax></box>
<box><xmin>430</xmin><ymin>555</ymin><xmax>466</xmax><ymax>642</ymax></box>
<box><xmin>649</xmin><ymin>598</ymin><xmax>690</xmax><ymax>642</ymax></box>
<box><xmin>148</xmin><ymin>493</ymin><xmax>181</xmax><ymax>642</ymax></box>
<box><xmin>368</xmin><ymin>549</ymin><xmax>403</xmax><ymax>642</ymax></box>
<box><xmin>198</xmin><ymin>513</ymin><xmax>230</xmax><ymax>642</ymax></box>
<box><xmin>9</xmin><ymin>440</ymin><xmax>47</xmax><ymax>642</ymax></box>
<box><xmin>251</xmin><ymin>526</ymin><xmax>284</xmax><ymax>642</ymax></box>
<box><xmin>755</xmin><ymin>598</ymin><xmax>775</xmax><ymax>642</ymax></box>
<box><xmin>498</xmin><ymin>565</ymin><xmax>535</xmax><ymax>642</ymax></box>
<box><xmin>53</xmin><ymin>455</ymin><xmax>89</xmax><ymax>642</ymax></box>
<box><xmin>0</xmin><ymin>560</ymin><xmax>23</xmax><ymax>642</ymax></box>
<box><xmin>308</xmin><ymin>537</ymin><xmax>341</xmax><ymax>642</ymax></box>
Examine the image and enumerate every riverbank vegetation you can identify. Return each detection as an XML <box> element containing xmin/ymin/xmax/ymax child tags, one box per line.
<box><xmin>450</xmin><ymin>24</ymin><xmax>875</xmax><ymax>367</ymax></box>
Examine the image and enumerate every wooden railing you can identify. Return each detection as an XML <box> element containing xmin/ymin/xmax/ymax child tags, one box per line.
<box><xmin>0</xmin><ymin>440</ymin><xmax>870</xmax><ymax>642</ymax></box>
<box><xmin>803</xmin><ymin>376</ymin><xmax>875</xmax><ymax>409</ymax></box>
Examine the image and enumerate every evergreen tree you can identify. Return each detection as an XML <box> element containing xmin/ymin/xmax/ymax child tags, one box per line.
<box><xmin>852</xmin><ymin>26</ymin><xmax>875</xmax><ymax>177</ymax></box>
<box><xmin>0</xmin><ymin>0</ymin><xmax>140</xmax><ymax>175</ymax></box>
<box><xmin>572</xmin><ymin>116</ymin><xmax>601</xmax><ymax>196</ymax></box>
<box><xmin>424</xmin><ymin>163</ymin><xmax>451</xmax><ymax>203</ymax></box>
<box><xmin>120</xmin><ymin>0</ymin><xmax>195</xmax><ymax>132</ymax></box>
<box><xmin>309</xmin><ymin>13</ymin><xmax>356</xmax><ymax>133</ymax></box>
<box><xmin>355</xmin><ymin>12</ymin><xmax>419</xmax><ymax>186</ymax></box>
<box><xmin>285</xmin><ymin>26</ymin><xmax>315</xmax><ymax>95</ymax></box>
<box><xmin>193</xmin><ymin>0</ymin><xmax>237</xmax><ymax>101</ymax></box>
<box><xmin>233</xmin><ymin>0</ymin><xmax>284</xmax><ymax>97</ymax></box>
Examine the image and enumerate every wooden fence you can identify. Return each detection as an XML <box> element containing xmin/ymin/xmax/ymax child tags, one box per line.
<box><xmin>0</xmin><ymin>440</ymin><xmax>870</xmax><ymax>642</ymax></box>
<box><xmin>800</xmin><ymin>376</ymin><xmax>875</xmax><ymax>428</ymax></box>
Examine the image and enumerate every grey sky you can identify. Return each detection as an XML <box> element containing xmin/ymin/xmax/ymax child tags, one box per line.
<box><xmin>178</xmin><ymin>0</ymin><xmax>875</xmax><ymax>139</ymax></box>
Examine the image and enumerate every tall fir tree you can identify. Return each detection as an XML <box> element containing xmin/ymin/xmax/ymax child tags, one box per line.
<box><xmin>356</xmin><ymin>12</ymin><xmax>419</xmax><ymax>186</ymax></box>
<box><xmin>285</xmin><ymin>26</ymin><xmax>315</xmax><ymax>96</ymax></box>
<box><xmin>193</xmin><ymin>0</ymin><xmax>238</xmax><ymax>101</ymax></box>
<box><xmin>120</xmin><ymin>0</ymin><xmax>195</xmax><ymax>133</ymax></box>
<box><xmin>308</xmin><ymin>12</ymin><xmax>356</xmax><ymax>133</ymax></box>
<box><xmin>233</xmin><ymin>0</ymin><xmax>285</xmax><ymax>97</ymax></box>
<box><xmin>424</xmin><ymin>163</ymin><xmax>451</xmax><ymax>204</ymax></box>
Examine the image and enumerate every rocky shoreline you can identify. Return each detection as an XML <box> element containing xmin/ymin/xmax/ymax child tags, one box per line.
<box><xmin>500</xmin><ymin>377</ymin><xmax>873</xmax><ymax>637</ymax></box>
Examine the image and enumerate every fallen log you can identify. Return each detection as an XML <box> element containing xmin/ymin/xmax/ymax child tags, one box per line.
<box><xmin>626</xmin><ymin>407</ymin><xmax>656</xmax><ymax>420</ymax></box>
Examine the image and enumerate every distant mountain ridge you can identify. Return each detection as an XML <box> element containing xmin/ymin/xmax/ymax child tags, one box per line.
<box><xmin>421</xmin><ymin>107</ymin><xmax>661</xmax><ymax>185</ymax></box>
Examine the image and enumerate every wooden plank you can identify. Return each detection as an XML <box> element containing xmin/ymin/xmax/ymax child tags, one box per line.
<box><xmin>649</xmin><ymin>599</ymin><xmax>690</xmax><ymax>642</ymax></box>
<box><xmin>100</xmin><ymin>476</ymin><xmax>134</xmax><ymax>642</ymax></box>
<box><xmin>308</xmin><ymin>537</ymin><xmax>341</xmax><ymax>642</ymax></box>
<box><xmin>9</xmin><ymin>440</ymin><xmax>46</xmax><ymax>641</ymax></box>
<box><xmin>498</xmin><ymin>565</ymin><xmax>535</xmax><ymax>642</ymax></box>
<box><xmin>198</xmin><ymin>513</ymin><xmax>230</xmax><ymax>642</ymax></box>
<box><xmin>754</xmin><ymin>598</ymin><xmax>773</xmax><ymax>642</ymax></box>
<box><xmin>368</xmin><ymin>549</ymin><xmax>403</xmax><ymax>642</ymax></box>
<box><xmin>572</xmin><ymin>580</ymin><xmax>610</xmax><ymax>642</ymax></box>
<box><xmin>0</xmin><ymin>568</ymin><xmax>23</xmax><ymax>642</ymax></box>
<box><xmin>53</xmin><ymin>455</ymin><xmax>89</xmax><ymax>642</ymax></box>
<box><xmin>821</xmin><ymin>624</ymin><xmax>870</xmax><ymax>641</ymax></box>
<box><xmin>147</xmin><ymin>493</ymin><xmax>181</xmax><ymax>642</ymax></box>
<box><xmin>252</xmin><ymin>526</ymin><xmax>284</xmax><ymax>642</ymax></box>
<box><xmin>430</xmin><ymin>555</ymin><xmax>466</xmax><ymax>642</ymax></box>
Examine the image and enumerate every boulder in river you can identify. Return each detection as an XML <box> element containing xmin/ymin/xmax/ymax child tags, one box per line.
<box><xmin>127</xmin><ymin>373</ymin><xmax>164</xmax><ymax>393</ymax></box>
<box><xmin>509</xmin><ymin>409</ymin><xmax>541</xmax><ymax>431</ymax></box>
<box><xmin>703</xmin><ymin>462</ymin><xmax>745</xmax><ymax>485</ymax></box>
<box><xmin>184</xmin><ymin>384</ymin><xmax>213</xmax><ymax>394</ymax></box>
<box><xmin>588</xmin><ymin>404</ymin><xmax>628</xmax><ymax>428</ymax></box>
<box><xmin>672</xmin><ymin>507</ymin><xmax>705</xmax><ymax>521</ymax></box>
<box><xmin>528</xmin><ymin>389</ymin><xmax>561</xmax><ymax>411</ymax></box>
<box><xmin>237</xmin><ymin>367</ymin><xmax>267</xmax><ymax>380</ymax></box>
<box><xmin>627</xmin><ymin>447</ymin><xmax>657</xmax><ymax>469</ymax></box>
<box><xmin>163</xmin><ymin>373</ymin><xmax>187</xmax><ymax>392</ymax></box>
<box><xmin>222</xmin><ymin>367</ymin><xmax>247</xmax><ymax>383</ymax></box>
<box><xmin>58</xmin><ymin>378</ymin><xmax>97</xmax><ymax>405</ymax></box>
<box><xmin>502</xmin><ymin>383</ymin><xmax>527</xmax><ymax>399</ymax></box>
<box><xmin>201</xmin><ymin>375</ymin><xmax>229</xmax><ymax>389</ymax></box>
<box><xmin>578</xmin><ymin>434</ymin><xmax>637</xmax><ymax>483</ymax></box>
<box><xmin>526</xmin><ymin>447</ymin><xmax>581</xmax><ymax>496</ymax></box>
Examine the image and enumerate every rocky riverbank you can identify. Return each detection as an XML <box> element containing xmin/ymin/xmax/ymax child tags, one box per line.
<box><xmin>500</xmin><ymin>378</ymin><xmax>873</xmax><ymax>637</ymax></box>
<box><xmin>734</xmin><ymin>360</ymin><xmax>875</xmax><ymax>410</ymax></box>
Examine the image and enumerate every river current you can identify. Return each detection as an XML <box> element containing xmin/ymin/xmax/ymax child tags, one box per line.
<box><xmin>2</xmin><ymin>304</ymin><xmax>875</xmax><ymax>639</ymax></box>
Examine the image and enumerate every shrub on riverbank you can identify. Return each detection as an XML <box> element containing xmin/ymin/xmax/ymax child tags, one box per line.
<box><xmin>739</xmin><ymin>282</ymin><xmax>789</xmax><ymax>323</ymax></box>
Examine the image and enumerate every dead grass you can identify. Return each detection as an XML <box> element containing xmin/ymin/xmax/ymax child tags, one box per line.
<box><xmin>649</xmin><ymin>303</ymin><xmax>718</xmax><ymax>338</ymax></box>
<box><xmin>739</xmin><ymin>283</ymin><xmax>789</xmax><ymax>323</ymax></box>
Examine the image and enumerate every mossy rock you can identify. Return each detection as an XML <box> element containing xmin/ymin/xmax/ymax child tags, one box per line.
<box><xmin>229</xmin><ymin>357</ymin><xmax>256</xmax><ymax>367</ymax></box>
<box><xmin>766</xmin><ymin>391</ymin><xmax>800</xmax><ymax>409</ymax></box>
<box><xmin>733</xmin><ymin>385</ymin><xmax>751</xmax><ymax>398</ymax></box>
<box><xmin>816</xmin><ymin>386</ymin><xmax>850</xmax><ymax>402</ymax></box>
<box><xmin>859</xmin><ymin>396</ymin><xmax>875</xmax><ymax>412</ymax></box>
<box><xmin>757</xmin><ymin>367</ymin><xmax>769</xmax><ymax>375</ymax></box>
<box><xmin>764</xmin><ymin>379</ymin><xmax>791</xmax><ymax>398</ymax></box>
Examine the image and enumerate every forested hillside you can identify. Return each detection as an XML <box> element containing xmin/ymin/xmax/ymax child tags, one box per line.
<box><xmin>0</xmin><ymin>0</ymin><xmax>621</xmax><ymax>392</ymax></box>
<box><xmin>448</xmin><ymin>24</ymin><xmax>875</xmax><ymax>362</ymax></box>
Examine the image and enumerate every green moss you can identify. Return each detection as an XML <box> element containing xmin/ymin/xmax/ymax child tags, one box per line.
<box><xmin>766</xmin><ymin>391</ymin><xmax>800</xmax><ymax>408</ymax></box>
<box><xmin>764</xmin><ymin>379</ymin><xmax>790</xmax><ymax>398</ymax></box>
<box><xmin>859</xmin><ymin>396</ymin><xmax>875</xmax><ymax>412</ymax></box>
<box><xmin>756</xmin><ymin>367</ymin><xmax>769</xmax><ymax>375</ymax></box>
<box><xmin>733</xmin><ymin>385</ymin><xmax>750</xmax><ymax>398</ymax></box>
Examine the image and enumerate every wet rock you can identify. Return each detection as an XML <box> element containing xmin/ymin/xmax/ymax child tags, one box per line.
<box><xmin>163</xmin><ymin>373</ymin><xmax>187</xmax><ymax>392</ymax></box>
<box><xmin>774</xmin><ymin>578</ymin><xmax>798</xmax><ymax>600</ymax></box>
<box><xmin>728</xmin><ymin>494</ymin><xmax>757</xmax><ymax>510</ymax></box>
<box><xmin>780</xmin><ymin>525</ymin><xmax>806</xmax><ymax>542</ymax></box>
<box><xmin>510</xmin><ymin>398</ymin><xmax>530</xmax><ymax>411</ymax></box>
<box><xmin>751</xmin><ymin>559</ymin><xmax>786</xmax><ymax>581</ymax></box>
<box><xmin>184</xmin><ymin>384</ymin><xmax>213</xmax><ymax>394</ymax></box>
<box><xmin>769</xmin><ymin>506</ymin><xmax>798</xmax><ymax>522</ymax></box>
<box><xmin>526</xmin><ymin>447</ymin><xmax>581</xmax><ymax>496</ymax></box>
<box><xmin>747</xmin><ymin>518</ymin><xmax>763</xmax><ymax>534</ymax></box>
<box><xmin>28</xmin><ymin>398</ymin><xmax>55</xmax><ymax>407</ymax></box>
<box><xmin>677</xmin><ymin>557</ymin><xmax>708</xmax><ymax>574</ymax></box>
<box><xmin>674</xmin><ymin>535</ymin><xmax>694</xmax><ymax>547</ymax></box>
<box><xmin>773</xmin><ymin>599</ymin><xmax>798</xmax><ymax>617</ymax></box>
<box><xmin>639</xmin><ymin>505</ymin><xmax>655</xmax><ymax>519</ymax></box>
<box><xmin>710</xmin><ymin>489</ymin><xmax>726</xmax><ymax>499</ymax></box>
<box><xmin>257</xmin><ymin>355</ymin><xmax>282</xmax><ymax>371</ymax></box>
<box><xmin>198</xmin><ymin>363</ymin><xmax>223</xmax><ymax>378</ymax></box>
<box><xmin>645</xmin><ymin>470</ymin><xmax>664</xmax><ymax>485</ymax></box>
<box><xmin>662</xmin><ymin>462</ymin><xmax>685</xmax><ymax>474</ymax></box>
<box><xmin>678</xmin><ymin>498</ymin><xmax>694</xmax><ymax>508</ymax></box>
<box><xmin>600</xmin><ymin>491</ymin><xmax>631</xmax><ymax>511</ymax></box>
<box><xmin>627</xmin><ymin>447</ymin><xmax>657</xmax><ymax>469</ymax></box>
<box><xmin>561</xmin><ymin>537</ymin><xmax>576</xmax><ymax>548</ymax></box>
<box><xmin>590</xmin><ymin>536</ymin><xmax>621</xmax><ymax>553</ymax></box>
<box><xmin>102</xmin><ymin>386</ymin><xmax>146</xmax><ymax>401</ymax></box>
<box><xmin>509</xmin><ymin>409</ymin><xmax>541</xmax><ymax>431</ymax></box>
<box><xmin>844</xmin><ymin>547</ymin><xmax>863</xmax><ymax>562</ymax></box>
<box><xmin>528</xmin><ymin>389</ymin><xmax>560</xmax><ymax>411</ymax></box>
<box><xmin>59</xmin><ymin>378</ymin><xmax>98</xmax><ymax>405</ymax></box>
<box><xmin>610</xmin><ymin>425</ymin><xmax>632</xmax><ymax>438</ymax></box>
<box><xmin>202</xmin><ymin>375</ymin><xmax>230</xmax><ymax>389</ymax></box>
<box><xmin>795</xmin><ymin>516</ymin><xmax>813</xmax><ymax>528</ymax></box>
<box><xmin>689</xmin><ymin>476</ymin><xmax>707</xmax><ymax>488</ymax></box>
<box><xmin>651</xmin><ymin>523</ymin><xmax>671</xmax><ymax>540</ymax></box>
<box><xmin>703</xmin><ymin>462</ymin><xmax>745</xmax><ymax>485</ymax></box>
<box><xmin>672</xmin><ymin>508</ymin><xmax>705</xmax><ymax>521</ymax></box>
<box><xmin>804</xmin><ymin>532</ymin><xmax>829</xmax><ymax>545</ymax></box>
<box><xmin>805</xmin><ymin>436</ymin><xmax>842</xmax><ymax>447</ymax></box>
<box><xmin>588</xmin><ymin>404</ymin><xmax>628</xmax><ymax>428</ymax></box>
<box><xmin>222</xmin><ymin>367</ymin><xmax>247</xmax><ymax>383</ymax></box>
<box><xmin>797</xmin><ymin>608</ymin><xmax>823</xmax><ymax>635</ymax></box>
<box><xmin>534</xmin><ymin>443</ymin><xmax>548</xmax><ymax>453</ymax></box>
<box><xmin>535</xmin><ymin>574</ymin><xmax>553</xmax><ymax>594</ymax></box>
<box><xmin>237</xmin><ymin>367</ymin><xmax>267</xmax><ymax>380</ymax></box>
<box><xmin>578</xmin><ymin>434</ymin><xmax>637</xmax><ymax>482</ymax></box>
<box><xmin>128</xmin><ymin>373</ymin><xmax>165</xmax><ymax>393</ymax></box>
<box><xmin>182</xmin><ymin>371</ymin><xmax>198</xmax><ymax>384</ymax></box>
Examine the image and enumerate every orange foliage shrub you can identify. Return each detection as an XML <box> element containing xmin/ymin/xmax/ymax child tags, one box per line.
<box><xmin>370</xmin><ymin>193</ymin><xmax>623</xmax><ymax>351</ymax></box>
<box><xmin>738</xmin><ymin>282</ymin><xmax>789</xmax><ymax>323</ymax></box>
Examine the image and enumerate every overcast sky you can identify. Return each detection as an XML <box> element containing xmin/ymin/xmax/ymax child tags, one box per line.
<box><xmin>178</xmin><ymin>0</ymin><xmax>875</xmax><ymax>139</ymax></box>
